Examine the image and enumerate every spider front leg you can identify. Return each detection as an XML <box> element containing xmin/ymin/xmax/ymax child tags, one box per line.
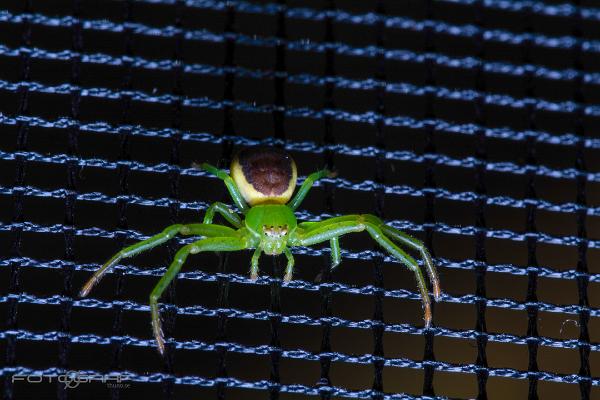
<box><xmin>290</xmin><ymin>215</ymin><xmax>440</xmax><ymax>327</ymax></box>
<box><xmin>150</xmin><ymin>235</ymin><xmax>248</xmax><ymax>354</ymax></box>
<box><xmin>79</xmin><ymin>223</ymin><xmax>237</xmax><ymax>297</ymax></box>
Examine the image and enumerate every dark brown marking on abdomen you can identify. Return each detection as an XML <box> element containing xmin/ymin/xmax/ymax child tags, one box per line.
<box><xmin>238</xmin><ymin>147</ymin><xmax>293</xmax><ymax>196</ymax></box>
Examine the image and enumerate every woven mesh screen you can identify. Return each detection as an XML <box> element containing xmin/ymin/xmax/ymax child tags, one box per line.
<box><xmin>1</xmin><ymin>0</ymin><xmax>600</xmax><ymax>399</ymax></box>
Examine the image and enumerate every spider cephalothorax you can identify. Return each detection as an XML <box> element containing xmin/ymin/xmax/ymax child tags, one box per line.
<box><xmin>245</xmin><ymin>202</ymin><xmax>297</xmax><ymax>256</ymax></box>
<box><xmin>80</xmin><ymin>146</ymin><xmax>441</xmax><ymax>355</ymax></box>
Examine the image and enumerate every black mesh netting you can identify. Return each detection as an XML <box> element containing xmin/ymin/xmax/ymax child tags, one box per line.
<box><xmin>1</xmin><ymin>0</ymin><xmax>600</xmax><ymax>399</ymax></box>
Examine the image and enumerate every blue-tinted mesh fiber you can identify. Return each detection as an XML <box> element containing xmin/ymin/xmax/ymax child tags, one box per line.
<box><xmin>0</xmin><ymin>0</ymin><xmax>599</xmax><ymax>399</ymax></box>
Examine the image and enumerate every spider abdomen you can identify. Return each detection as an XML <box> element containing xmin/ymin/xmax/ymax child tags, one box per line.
<box><xmin>231</xmin><ymin>147</ymin><xmax>297</xmax><ymax>206</ymax></box>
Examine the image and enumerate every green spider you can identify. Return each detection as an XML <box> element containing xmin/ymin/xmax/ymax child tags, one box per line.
<box><xmin>79</xmin><ymin>146</ymin><xmax>441</xmax><ymax>355</ymax></box>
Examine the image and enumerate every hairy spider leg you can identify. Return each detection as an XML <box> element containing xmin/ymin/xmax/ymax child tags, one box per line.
<box><xmin>290</xmin><ymin>215</ymin><xmax>435</xmax><ymax>328</ymax></box>
<box><xmin>379</xmin><ymin>224</ymin><xmax>441</xmax><ymax>301</ymax></box>
<box><xmin>199</xmin><ymin>163</ymin><xmax>249</xmax><ymax>213</ymax></box>
<box><xmin>79</xmin><ymin>223</ymin><xmax>237</xmax><ymax>297</ymax></box>
<box><xmin>203</xmin><ymin>201</ymin><xmax>242</xmax><ymax>228</ymax></box>
<box><xmin>150</xmin><ymin>235</ymin><xmax>248</xmax><ymax>354</ymax></box>
<box><xmin>288</xmin><ymin>169</ymin><xmax>332</xmax><ymax>211</ymax></box>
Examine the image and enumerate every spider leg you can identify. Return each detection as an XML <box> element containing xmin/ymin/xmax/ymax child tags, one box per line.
<box><xmin>330</xmin><ymin>237</ymin><xmax>341</xmax><ymax>269</ymax></box>
<box><xmin>197</xmin><ymin>163</ymin><xmax>249</xmax><ymax>213</ymax></box>
<box><xmin>203</xmin><ymin>201</ymin><xmax>242</xmax><ymax>228</ymax></box>
<box><xmin>250</xmin><ymin>247</ymin><xmax>261</xmax><ymax>280</ymax></box>
<box><xmin>289</xmin><ymin>215</ymin><xmax>435</xmax><ymax>327</ymax></box>
<box><xmin>297</xmin><ymin>221</ymin><xmax>318</xmax><ymax>230</ymax></box>
<box><xmin>283</xmin><ymin>248</ymin><xmax>295</xmax><ymax>282</ymax></box>
<box><xmin>298</xmin><ymin>215</ymin><xmax>361</xmax><ymax>233</ymax></box>
<box><xmin>288</xmin><ymin>169</ymin><xmax>332</xmax><ymax>211</ymax></box>
<box><xmin>79</xmin><ymin>223</ymin><xmax>237</xmax><ymax>297</ymax></box>
<box><xmin>299</xmin><ymin>219</ymin><xmax>349</xmax><ymax>269</ymax></box>
<box><xmin>150</xmin><ymin>235</ymin><xmax>248</xmax><ymax>355</ymax></box>
<box><xmin>379</xmin><ymin>224</ymin><xmax>440</xmax><ymax>301</ymax></box>
<box><xmin>296</xmin><ymin>215</ymin><xmax>439</xmax><ymax>296</ymax></box>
